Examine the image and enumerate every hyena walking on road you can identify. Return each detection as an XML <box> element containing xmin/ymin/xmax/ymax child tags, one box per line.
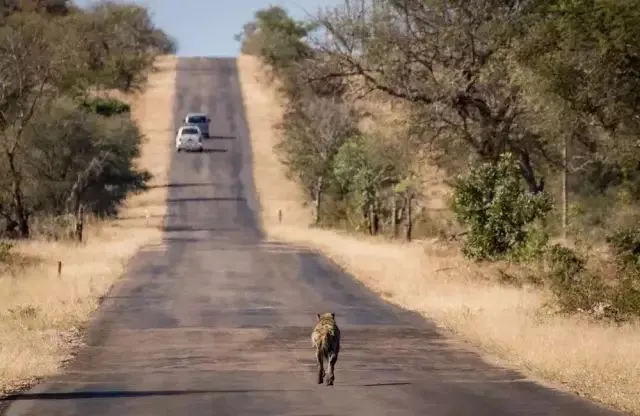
<box><xmin>311</xmin><ymin>312</ymin><xmax>341</xmax><ymax>386</ymax></box>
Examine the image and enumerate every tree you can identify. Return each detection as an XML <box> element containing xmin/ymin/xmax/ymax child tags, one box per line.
<box><xmin>516</xmin><ymin>0</ymin><xmax>640</xmax><ymax>138</ymax></box>
<box><xmin>235</xmin><ymin>20</ymin><xmax>260</xmax><ymax>55</ymax></box>
<box><xmin>150</xmin><ymin>28</ymin><xmax>178</xmax><ymax>54</ymax></box>
<box><xmin>0</xmin><ymin>0</ymin><xmax>75</xmax><ymax>18</ymax></box>
<box><xmin>393</xmin><ymin>175</ymin><xmax>421</xmax><ymax>241</ymax></box>
<box><xmin>275</xmin><ymin>95</ymin><xmax>360</xmax><ymax>224</ymax></box>
<box><xmin>75</xmin><ymin>1</ymin><xmax>176</xmax><ymax>93</ymax></box>
<box><xmin>0</xmin><ymin>2</ymin><xmax>168</xmax><ymax>238</ymax></box>
<box><xmin>24</xmin><ymin>98</ymin><xmax>149</xmax><ymax>219</ymax></box>
<box><xmin>234</xmin><ymin>5</ymin><xmax>315</xmax><ymax>71</ymax></box>
<box><xmin>511</xmin><ymin>0</ymin><xmax>640</xmax><ymax>235</ymax></box>
<box><xmin>313</xmin><ymin>0</ymin><xmax>553</xmax><ymax>193</ymax></box>
<box><xmin>234</xmin><ymin>5</ymin><xmax>320</xmax><ymax>98</ymax></box>
<box><xmin>0</xmin><ymin>12</ymin><xmax>78</xmax><ymax>237</ymax></box>
<box><xmin>333</xmin><ymin>134</ymin><xmax>408</xmax><ymax>235</ymax></box>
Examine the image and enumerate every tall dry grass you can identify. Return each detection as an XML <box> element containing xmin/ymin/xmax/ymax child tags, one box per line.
<box><xmin>0</xmin><ymin>55</ymin><xmax>178</xmax><ymax>395</ymax></box>
<box><xmin>237</xmin><ymin>54</ymin><xmax>640</xmax><ymax>415</ymax></box>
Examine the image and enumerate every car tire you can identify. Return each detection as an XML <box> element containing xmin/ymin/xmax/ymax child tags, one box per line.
<box><xmin>198</xmin><ymin>148</ymin><xmax>203</xmax><ymax>153</ymax></box>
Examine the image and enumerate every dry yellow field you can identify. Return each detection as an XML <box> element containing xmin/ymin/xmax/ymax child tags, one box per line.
<box><xmin>237</xmin><ymin>54</ymin><xmax>640</xmax><ymax>415</ymax></box>
<box><xmin>0</xmin><ymin>55</ymin><xmax>177</xmax><ymax>395</ymax></box>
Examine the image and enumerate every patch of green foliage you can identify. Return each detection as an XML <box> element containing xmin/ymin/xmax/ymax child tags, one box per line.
<box><xmin>80</xmin><ymin>97</ymin><xmax>130</xmax><ymax>117</ymax></box>
<box><xmin>543</xmin><ymin>229</ymin><xmax>640</xmax><ymax>320</ymax></box>
<box><xmin>0</xmin><ymin>240</ymin><xmax>14</xmax><ymax>263</ymax></box>
<box><xmin>452</xmin><ymin>153</ymin><xmax>552</xmax><ymax>262</ymax></box>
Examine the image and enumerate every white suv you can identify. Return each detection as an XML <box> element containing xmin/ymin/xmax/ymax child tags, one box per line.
<box><xmin>184</xmin><ymin>113</ymin><xmax>210</xmax><ymax>138</ymax></box>
<box><xmin>175</xmin><ymin>125</ymin><xmax>204</xmax><ymax>152</ymax></box>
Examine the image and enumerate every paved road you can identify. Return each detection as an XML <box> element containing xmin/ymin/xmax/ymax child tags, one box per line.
<box><xmin>1</xmin><ymin>58</ymin><xmax>625</xmax><ymax>415</ymax></box>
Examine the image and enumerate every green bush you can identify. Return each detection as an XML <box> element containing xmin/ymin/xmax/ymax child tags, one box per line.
<box><xmin>80</xmin><ymin>97</ymin><xmax>131</xmax><ymax>117</ymax></box>
<box><xmin>610</xmin><ymin>278</ymin><xmax>640</xmax><ymax>319</ymax></box>
<box><xmin>512</xmin><ymin>221</ymin><xmax>550</xmax><ymax>263</ymax></box>
<box><xmin>605</xmin><ymin>229</ymin><xmax>640</xmax><ymax>317</ymax></box>
<box><xmin>544</xmin><ymin>239</ymin><xmax>640</xmax><ymax>320</ymax></box>
<box><xmin>606</xmin><ymin>228</ymin><xmax>640</xmax><ymax>275</ymax></box>
<box><xmin>544</xmin><ymin>244</ymin><xmax>609</xmax><ymax>314</ymax></box>
<box><xmin>452</xmin><ymin>152</ymin><xmax>553</xmax><ymax>261</ymax></box>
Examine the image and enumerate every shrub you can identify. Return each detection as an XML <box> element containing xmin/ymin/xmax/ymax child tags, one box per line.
<box><xmin>606</xmin><ymin>228</ymin><xmax>640</xmax><ymax>275</ymax></box>
<box><xmin>80</xmin><ymin>97</ymin><xmax>131</xmax><ymax>117</ymax></box>
<box><xmin>452</xmin><ymin>152</ymin><xmax>553</xmax><ymax>261</ymax></box>
<box><xmin>30</xmin><ymin>215</ymin><xmax>77</xmax><ymax>241</ymax></box>
<box><xmin>543</xmin><ymin>239</ymin><xmax>640</xmax><ymax>320</ymax></box>
<box><xmin>0</xmin><ymin>240</ymin><xmax>14</xmax><ymax>263</ymax></box>
<box><xmin>605</xmin><ymin>229</ymin><xmax>640</xmax><ymax>318</ymax></box>
<box><xmin>511</xmin><ymin>220</ymin><xmax>550</xmax><ymax>263</ymax></box>
<box><xmin>611</xmin><ymin>278</ymin><xmax>640</xmax><ymax>319</ymax></box>
<box><xmin>544</xmin><ymin>244</ymin><xmax>610</xmax><ymax>315</ymax></box>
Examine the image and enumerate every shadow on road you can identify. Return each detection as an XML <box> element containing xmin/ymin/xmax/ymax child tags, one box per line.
<box><xmin>208</xmin><ymin>135</ymin><xmax>235</xmax><ymax>140</ymax></box>
<box><xmin>166</xmin><ymin>197</ymin><xmax>246</xmax><ymax>203</ymax></box>
<box><xmin>200</xmin><ymin>148</ymin><xmax>228</xmax><ymax>153</ymax></box>
<box><xmin>3</xmin><ymin>383</ymin><xmax>412</xmax><ymax>401</ymax></box>
<box><xmin>162</xmin><ymin>225</ymin><xmax>242</xmax><ymax>232</ymax></box>
<box><xmin>118</xmin><ymin>214</ymin><xmax>176</xmax><ymax>220</ymax></box>
<box><xmin>148</xmin><ymin>182</ymin><xmax>219</xmax><ymax>189</ymax></box>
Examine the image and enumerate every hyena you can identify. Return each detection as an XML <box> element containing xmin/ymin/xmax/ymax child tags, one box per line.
<box><xmin>311</xmin><ymin>312</ymin><xmax>340</xmax><ymax>386</ymax></box>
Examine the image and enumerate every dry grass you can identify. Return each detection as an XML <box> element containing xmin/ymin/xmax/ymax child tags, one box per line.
<box><xmin>0</xmin><ymin>55</ymin><xmax>178</xmax><ymax>395</ymax></box>
<box><xmin>237</xmin><ymin>55</ymin><xmax>313</xmax><ymax>228</ymax></box>
<box><xmin>237</xmin><ymin>54</ymin><xmax>640</xmax><ymax>415</ymax></box>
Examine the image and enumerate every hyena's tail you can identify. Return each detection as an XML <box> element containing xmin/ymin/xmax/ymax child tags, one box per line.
<box><xmin>318</xmin><ymin>336</ymin><xmax>328</xmax><ymax>355</ymax></box>
<box><xmin>319</xmin><ymin>333</ymin><xmax>336</xmax><ymax>358</ymax></box>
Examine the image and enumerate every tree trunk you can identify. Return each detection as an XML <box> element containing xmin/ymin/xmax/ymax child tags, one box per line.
<box><xmin>5</xmin><ymin>220</ymin><xmax>18</xmax><ymax>239</ymax></box>
<box><xmin>75</xmin><ymin>205</ymin><xmax>85</xmax><ymax>242</ymax></box>
<box><xmin>404</xmin><ymin>196</ymin><xmax>413</xmax><ymax>242</ymax></box>
<box><xmin>17</xmin><ymin>213</ymin><xmax>29</xmax><ymax>239</ymax></box>
<box><xmin>372</xmin><ymin>208</ymin><xmax>379</xmax><ymax>235</ymax></box>
<box><xmin>368</xmin><ymin>198</ymin><xmax>379</xmax><ymax>236</ymax></box>
<box><xmin>368</xmin><ymin>203</ymin><xmax>380</xmax><ymax>236</ymax></box>
<box><xmin>391</xmin><ymin>196</ymin><xmax>399</xmax><ymax>238</ymax></box>
<box><xmin>518</xmin><ymin>150</ymin><xmax>545</xmax><ymax>194</ymax></box>
<box><xmin>313</xmin><ymin>176</ymin><xmax>323</xmax><ymax>225</ymax></box>
<box><xmin>12</xmin><ymin>185</ymin><xmax>29</xmax><ymax>238</ymax></box>
<box><xmin>7</xmin><ymin>152</ymin><xmax>29</xmax><ymax>238</ymax></box>
<box><xmin>561</xmin><ymin>134</ymin><xmax>569</xmax><ymax>240</ymax></box>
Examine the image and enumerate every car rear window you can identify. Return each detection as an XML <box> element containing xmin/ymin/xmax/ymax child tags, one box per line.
<box><xmin>181</xmin><ymin>127</ymin><xmax>199</xmax><ymax>135</ymax></box>
<box><xmin>187</xmin><ymin>115</ymin><xmax>207</xmax><ymax>123</ymax></box>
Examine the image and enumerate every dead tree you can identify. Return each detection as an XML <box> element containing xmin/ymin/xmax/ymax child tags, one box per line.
<box><xmin>65</xmin><ymin>151</ymin><xmax>110</xmax><ymax>241</ymax></box>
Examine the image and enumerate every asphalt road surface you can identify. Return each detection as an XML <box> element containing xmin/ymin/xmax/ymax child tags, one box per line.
<box><xmin>1</xmin><ymin>58</ymin><xmax>626</xmax><ymax>416</ymax></box>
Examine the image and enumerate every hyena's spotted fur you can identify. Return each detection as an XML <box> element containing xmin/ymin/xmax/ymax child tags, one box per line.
<box><xmin>311</xmin><ymin>312</ymin><xmax>340</xmax><ymax>386</ymax></box>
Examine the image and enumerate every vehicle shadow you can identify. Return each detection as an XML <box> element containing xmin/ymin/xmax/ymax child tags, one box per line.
<box><xmin>208</xmin><ymin>135</ymin><xmax>235</xmax><ymax>140</ymax></box>
<box><xmin>201</xmin><ymin>148</ymin><xmax>227</xmax><ymax>153</ymax></box>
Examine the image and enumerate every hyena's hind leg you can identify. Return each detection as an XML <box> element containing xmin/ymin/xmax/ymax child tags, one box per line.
<box><xmin>325</xmin><ymin>352</ymin><xmax>338</xmax><ymax>386</ymax></box>
<box><xmin>316</xmin><ymin>348</ymin><xmax>325</xmax><ymax>384</ymax></box>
